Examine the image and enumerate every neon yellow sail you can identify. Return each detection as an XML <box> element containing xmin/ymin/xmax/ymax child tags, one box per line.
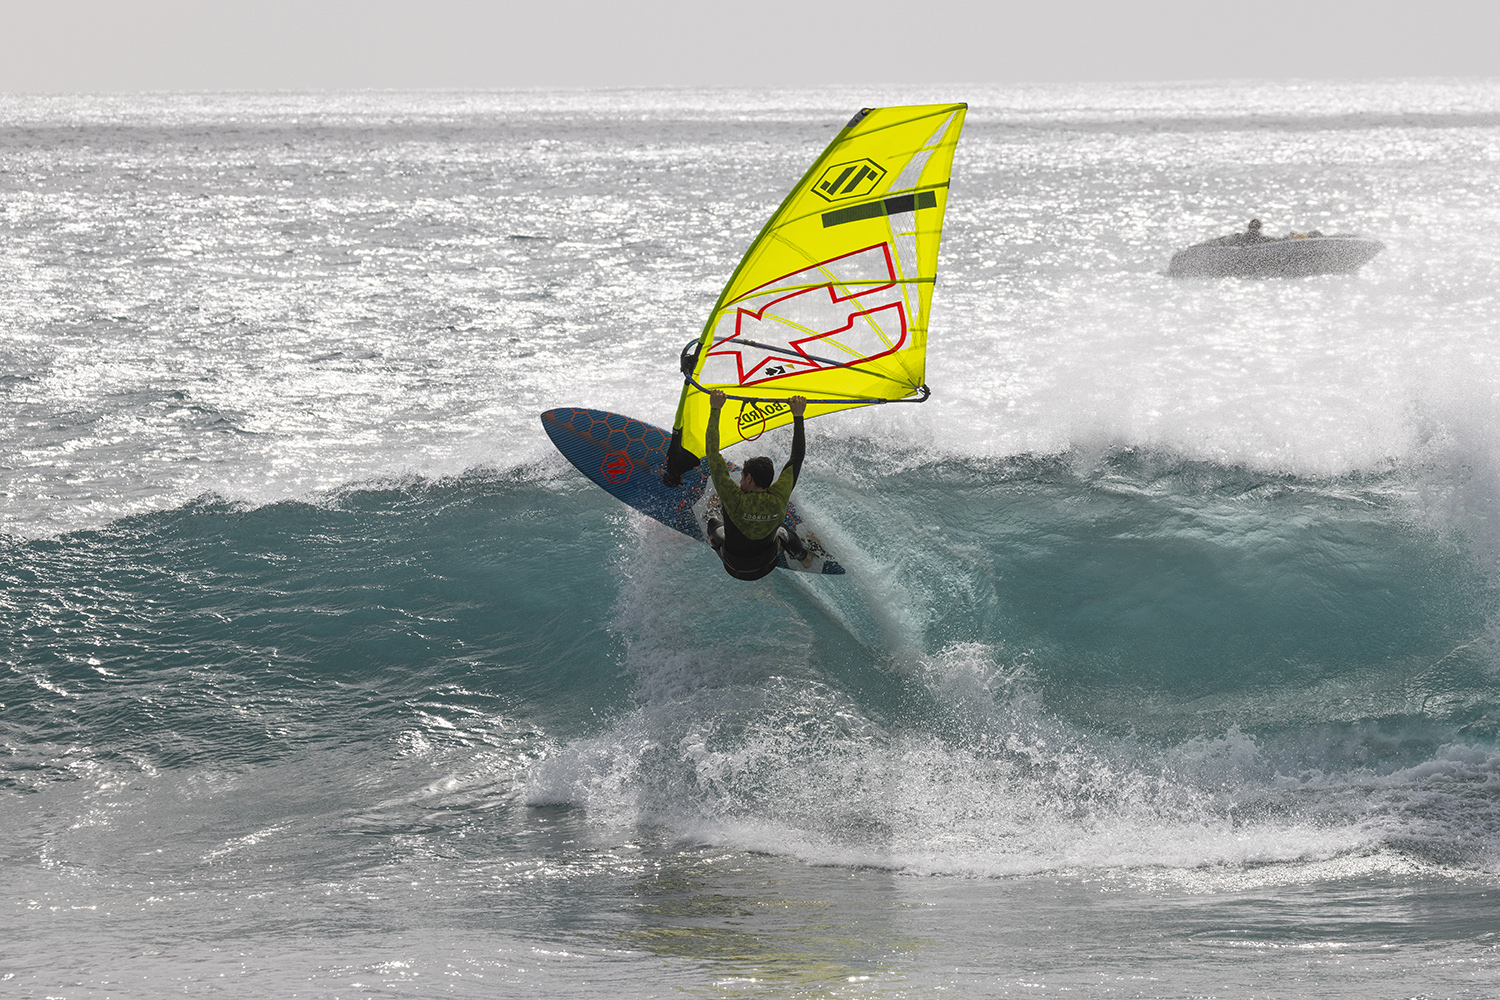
<box><xmin>669</xmin><ymin>103</ymin><xmax>967</xmax><ymax>459</ymax></box>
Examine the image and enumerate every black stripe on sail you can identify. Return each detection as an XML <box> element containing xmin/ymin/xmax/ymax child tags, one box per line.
<box><xmin>882</xmin><ymin>193</ymin><xmax>918</xmax><ymax>214</ymax></box>
<box><xmin>822</xmin><ymin>189</ymin><xmax>938</xmax><ymax>228</ymax></box>
<box><xmin>822</xmin><ymin>200</ymin><xmax>887</xmax><ymax>227</ymax></box>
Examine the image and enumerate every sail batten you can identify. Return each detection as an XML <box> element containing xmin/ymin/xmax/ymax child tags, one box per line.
<box><xmin>670</xmin><ymin>102</ymin><xmax>967</xmax><ymax>456</ymax></box>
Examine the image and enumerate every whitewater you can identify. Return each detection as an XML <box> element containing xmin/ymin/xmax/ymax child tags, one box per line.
<box><xmin>3</xmin><ymin>81</ymin><xmax>1500</xmax><ymax>997</ymax></box>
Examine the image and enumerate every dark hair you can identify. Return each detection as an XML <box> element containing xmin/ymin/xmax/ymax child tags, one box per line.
<box><xmin>743</xmin><ymin>456</ymin><xmax>774</xmax><ymax>489</ymax></box>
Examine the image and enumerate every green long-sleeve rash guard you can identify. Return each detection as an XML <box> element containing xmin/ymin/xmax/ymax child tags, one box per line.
<box><xmin>705</xmin><ymin>405</ymin><xmax>803</xmax><ymax>541</ymax></box>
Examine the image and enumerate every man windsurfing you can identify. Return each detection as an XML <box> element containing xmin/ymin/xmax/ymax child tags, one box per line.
<box><xmin>703</xmin><ymin>389</ymin><xmax>809</xmax><ymax>581</ymax></box>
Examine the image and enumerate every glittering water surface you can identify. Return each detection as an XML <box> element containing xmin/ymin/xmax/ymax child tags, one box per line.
<box><xmin>4</xmin><ymin>83</ymin><xmax>1500</xmax><ymax>997</ymax></box>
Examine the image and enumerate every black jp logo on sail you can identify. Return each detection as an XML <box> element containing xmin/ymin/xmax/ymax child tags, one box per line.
<box><xmin>821</xmin><ymin>190</ymin><xmax>938</xmax><ymax>228</ymax></box>
<box><xmin>813</xmin><ymin>159</ymin><xmax>886</xmax><ymax>202</ymax></box>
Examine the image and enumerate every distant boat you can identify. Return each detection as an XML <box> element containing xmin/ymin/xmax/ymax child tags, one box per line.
<box><xmin>1168</xmin><ymin>222</ymin><xmax>1384</xmax><ymax>278</ymax></box>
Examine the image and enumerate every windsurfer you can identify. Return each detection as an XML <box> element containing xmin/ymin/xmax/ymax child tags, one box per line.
<box><xmin>704</xmin><ymin>389</ymin><xmax>809</xmax><ymax>580</ymax></box>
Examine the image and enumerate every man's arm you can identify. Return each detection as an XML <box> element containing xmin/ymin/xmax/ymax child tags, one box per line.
<box><xmin>705</xmin><ymin>390</ymin><xmax>726</xmax><ymax>460</ymax></box>
<box><xmin>705</xmin><ymin>390</ymin><xmax>735</xmax><ymax>497</ymax></box>
<box><xmin>783</xmin><ymin>396</ymin><xmax>807</xmax><ymax>481</ymax></box>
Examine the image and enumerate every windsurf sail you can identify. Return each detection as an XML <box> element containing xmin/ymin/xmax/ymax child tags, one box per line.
<box><xmin>665</xmin><ymin>103</ymin><xmax>967</xmax><ymax>480</ymax></box>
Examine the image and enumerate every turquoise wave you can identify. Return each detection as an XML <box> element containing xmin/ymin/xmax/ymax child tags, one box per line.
<box><xmin>2</xmin><ymin>455</ymin><xmax>1497</xmax><ymax>868</ymax></box>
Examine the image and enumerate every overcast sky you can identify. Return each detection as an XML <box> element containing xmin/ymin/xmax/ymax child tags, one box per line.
<box><xmin>1</xmin><ymin>0</ymin><xmax>1496</xmax><ymax>93</ymax></box>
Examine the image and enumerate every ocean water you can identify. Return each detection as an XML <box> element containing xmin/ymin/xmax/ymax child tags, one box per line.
<box><xmin>4</xmin><ymin>81</ymin><xmax>1500</xmax><ymax>997</ymax></box>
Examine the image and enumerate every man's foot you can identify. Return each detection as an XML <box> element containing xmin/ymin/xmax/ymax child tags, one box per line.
<box><xmin>778</xmin><ymin>526</ymin><xmax>807</xmax><ymax>561</ymax></box>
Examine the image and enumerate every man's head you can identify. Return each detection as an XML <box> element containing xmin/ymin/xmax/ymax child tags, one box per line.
<box><xmin>1248</xmin><ymin>218</ymin><xmax>1262</xmax><ymax>232</ymax></box>
<box><xmin>741</xmin><ymin>456</ymin><xmax>775</xmax><ymax>491</ymax></box>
